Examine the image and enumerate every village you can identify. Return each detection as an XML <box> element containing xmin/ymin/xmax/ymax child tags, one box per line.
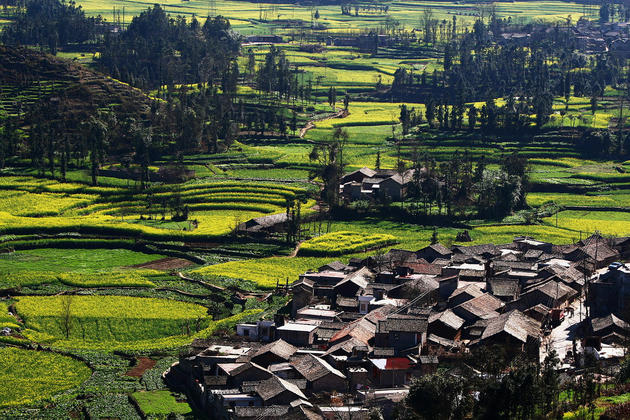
<box><xmin>164</xmin><ymin>234</ymin><xmax>630</xmax><ymax>420</ymax></box>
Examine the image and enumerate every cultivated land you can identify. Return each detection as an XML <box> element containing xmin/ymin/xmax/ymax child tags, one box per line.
<box><xmin>1</xmin><ymin>0</ymin><xmax>630</xmax><ymax>417</ymax></box>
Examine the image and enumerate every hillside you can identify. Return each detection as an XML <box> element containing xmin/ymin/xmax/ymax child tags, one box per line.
<box><xmin>0</xmin><ymin>45</ymin><xmax>152</xmax><ymax>134</ymax></box>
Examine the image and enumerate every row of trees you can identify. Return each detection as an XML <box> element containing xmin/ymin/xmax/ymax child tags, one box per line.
<box><xmin>2</xmin><ymin>0</ymin><xmax>100</xmax><ymax>53</ymax></box>
<box><xmin>99</xmin><ymin>6</ymin><xmax>240</xmax><ymax>89</ymax></box>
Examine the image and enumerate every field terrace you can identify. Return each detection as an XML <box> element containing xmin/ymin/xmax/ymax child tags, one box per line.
<box><xmin>169</xmin><ymin>234</ymin><xmax>630</xmax><ymax>418</ymax></box>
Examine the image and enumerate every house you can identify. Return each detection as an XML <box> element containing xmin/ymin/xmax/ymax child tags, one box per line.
<box><xmin>514</xmin><ymin>237</ymin><xmax>553</xmax><ymax>253</ymax></box>
<box><xmin>505</xmin><ymin>280</ymin><xmax>577</xmax><ymax>312</ymax></box>
<box><xmin>416</xmin><ymin>243</ymin><xmax>452</xmax><ymax>263</ymax></box>
<box><xmin>340</xmin><ymin>167</ymin><xmax>376</xmax><ymax>185</ymax></box>
<box><xmin>276</xmin><ymin>323</ymin><xmax>318</xmax><ymax>347</ymax></box>
<box><xmin>251</xmin><ymin>339</ymin><xmax>298</xmax><ymax>367</ymax></box>
<box><xmin>217</xmin><ymin>362</ymin><xmax>273</xmax><ymax>387</ymax></box>
<box><xmin>329</xmin><ymin>306</ymin><xmax>394</xmax><ymax>347</ymax></box>
<box><xmin>238</xmin><ymin>213</ymin><xmax>288</xmax><ymax>234</ymax></box>
<box><xmin>297</xmin><ymin>307</ymin><xmax>341</xmax><ymax>323</ymax></box>
<box><xmin>451</xmin><ymin>244</ymin><xmax>500</xmax><ymax>259</ymax></box>
<box><xmin>387</xmin><ymin>276</ymin><xmax>439</xmax><ymax>302</ymax></box>
<box><xmin>565</xmin><ymin>242</ymin><xmax>619</xmax><ymax>269</ymax></box>
<box><xmin>437</xmin><ymin>275</ymin><xmax>459</xmax><ymax>300</ymax></box>
<box><xmin>236</xmin><ymin>320</ymin><xmax>275</xmax><ymax>341</ymax></box>
<box><xmin>448</xmin><ymin>284</ymin><xmax>485</xmax><ymax>307</ymax></box>
<box><xmin>451</xmin><ymin>293</ymin><xmax>503</xmax><ymax>323</ymax></box>
<box><xmin>486</xmin><ymin>278</ymin><xmax>520</xmax><ymax>302</ymax></box>
<box><xmin>245</xmin><ymin>35</ymin><xmax>284</xmax><ymax>43</ymax></box>
<box><xmin>418</xmin><ymin>355</ymin><xmax>439</xmax><ymax>375</ymax></box>
<box><xmin>369</xmin><ymin>357</ymin><xmax>413</xmax><ymax>387</ymax></box>
<box><xmin>374</xmin><ymin>314</ymin><xmax>428</xmax><ymax>353</ymax></box>
<box><xmin>588</xmin><ymin>263</ymin><xmax>630</xmax><ymax>319</ymax></box>
<box><xmin>318</xmin><ymin>261</ymin><xmax>350</xmax><ymax>272</ymax></box>
<box><xmin>477</xmin><ymin>310</ymin><xmax>541</xmax><ymax>360</ymax></box>
<box><xmin>333</xmin><ymin>267</ymin><xmax>372</xmax><ymax>297</ymax></box>
<box><xmin>255</xmin><ymin>375</ymin><xmax>308</xmax><ymax>405</ymax></box>
<box><xmin>591</xmin><ymin>314</ymin><xmax>630</xmax><ymax>344</ymax></box>
<box><xmin>291</xmin><ymin>278</ymin><xmax>315</xmax><ymax>317</ymax></box>
<box><xmin>428</xmin><ymin>310</ymin><xmax>465</xmax><ymax>340</ymax></box>
<box><xmin>290</xmin><ymin>354</ymin><xmax>347</xmax><ymax>392</ymax></box>
<box><xmin>340</xmin><ymin>168</ymin><xmax>415</xmax><ymax>202</ymax></box>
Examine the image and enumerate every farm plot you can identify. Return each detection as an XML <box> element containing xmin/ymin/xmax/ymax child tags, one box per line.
<box><xmin>0</xmin><ymin>270</ymin><xmax>159</xmax><ymax>289</ymax></box>
<box><xmin>298</xmin><ymin>231</ymin><xmax>397</xmax><ymax>256</ymax></box>
<box><xmin>0</xmin><ymin>347</ymin><xmax>91</xmax><ymax>408</ymax></box>
<box><xmin>132</xmin><ymin>390</ymin><xmax>192</xmax><ymax>418</ymax></box>
<box><xmin>0</xmin><ymin>190</ymin><xmax>95</xmax><ymax>216</ymax></box>
<box><xmin>0</xmin><ymin>248</ymin><xmax>164</xmax><ymax>273</ymax></box>
<box><xmin>194</xmin><ymin>256</ymin><xmax>332</xmax><ymax>289</ymax></box>
<box><xmin>14</xmin><ymin>295</ymin><xmax>211</xmax><ymax>349</ymax></box>
<box><xmin>542</xmin><ymin>210</ymin><xmax>630</xmax><ymax>237</ymax></box>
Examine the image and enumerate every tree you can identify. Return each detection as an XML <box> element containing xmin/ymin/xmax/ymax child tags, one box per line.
<box><xmin>400</xmin><ymin>104</ymin><xmax>411</xmax><ymax>135</ymax></box>
<box><xmin>467</xmin><ymin>106</ymin><xmax>477</xmax><ymax>130</ymax></box>
<box><xmin>407</xmin><ymin>373</ymin><xmax>471</xmax><ymax>420</ymax></box>
<box><xmin>290</xmin><ymin>110</ymin><xmax>298</xmax><ymax>136</ymax></box>
<box><xmin>600</xmin><ymin>3</ymin><xmax>610</xmax><ymax>22</ymax></box>
<box><xmin>309</xmin><ymin>128</ymin><xmax>349</xmax><ymax>210</ymax></box>
<box><xmin>541</xmin><ymin>349</ymin><xmax>561</xmax><ymax>414</ymax></box>
<box><xmin>60</xmin><ymin>294</ymin><xmax>73</xmax><ymax>339</ymax></box>
<box><xmin>81</xmin><ymin>115</ymin><xmax>109</xmax><ymax>186</ymax></box>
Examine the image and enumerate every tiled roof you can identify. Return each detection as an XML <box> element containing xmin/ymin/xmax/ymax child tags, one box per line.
<box><xmin>428</xmin><ymin>310</ymin><xmax>465</xmax><ymax>330</ymax></box>
<box><xmin>334</xmin><ymin>267</ymin><xmax>372</xmax><ymax>291</ymax></box>
<box><xmin>234</xmin><ymin>406</ymin><xmax>290</xmax><ymax>418</ymax></box>
<box><xmin>450</xmin><ymin>284</ymin><xmax>484</xmax><ymax>300</ymax></box>
<box><xmin>481</xmin><ymin>310</ymin><xmax>540</xmax><ymax>343</ymax></box>
<box><xmin>377</xmin><ymin>313</ymin><xmax>428</xmax><ymax>333</ymax></box>
<box><xmin>453</xmin><ymin>294</ymin><xmax>503</xmax><ymax>318</ymax></box>
<box><xmin>487</xmin><ymin>278</ymin><xmax>520</xmax><ymax>297</ymax></box>
<box><xmin>256</xmin><ymin>375</ymin><xmax>307</xmax><ymax>401</ymax></box>
<box><xmin>252</xmin><ymin>339</ymin><xmax>297</xmax><ymax>361</ymax></box>
<box><xmin>592</xmin><ymin>314</ymin><xmax>630</xmax><ymax>333</ymax></box>
<box><xmin>453</xmin><ymin>244</ymin><xmax>500</xmax><ymax>256</ymax></box>
<box><xmin>291</xmin><ymin>354</ymin><xmax>346</xmax><ymax>382</ymax></box>
<box><xmin>323</xmin><ymin>336</ymin><xmax>369</xmax><ymax>356</ymax></box>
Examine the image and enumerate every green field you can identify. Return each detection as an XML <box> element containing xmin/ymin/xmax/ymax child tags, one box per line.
<box><xmin>0</xmin><ymin>347</ymin><xmax>91</xmax><ymax>408</ymax></box>
<box><xmin>132</xmin><ymin>390</ymin><xmax>193</xmax><ymax>417</ymax></box>
<box><xmin>0</xmin><ymin>248</ymin><xmax>162</xmax><ymax>273</ymax></box>
<box><xmin>543</xmin><ymin>210</ymin><xmax>630</xmax><ymax>237</ymax></box>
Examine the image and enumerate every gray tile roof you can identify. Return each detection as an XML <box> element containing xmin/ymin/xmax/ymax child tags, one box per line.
<box><xmin>291</xmin><ymin>354</ymin><xmax>346</xmax><ymax>382</ymax></box>
<box><xmin>481</xmin><ymin>310</ymin><xmax>540</xmax><ymax>343</ymax></box>
<box><xmin>256</xmin><ymin>375</ymin><xmax>307</xmax><ymax>402</ymax></box>
<box><xmin>252</xmin><ymin>339</ymin><xmax>297</xmax><ymax>361</ymax></box>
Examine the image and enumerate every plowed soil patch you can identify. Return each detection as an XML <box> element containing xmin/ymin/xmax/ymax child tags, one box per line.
<box><xmin>131</xmin><ymin>257</ymin><xmax>195</xmax><ymax>270</ymax></box>
<box><xmin>126</xmin><ymin>357</ymin><xmax>156</xmax><ymax>377</ymax></box>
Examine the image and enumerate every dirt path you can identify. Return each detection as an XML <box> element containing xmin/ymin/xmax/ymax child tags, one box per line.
<box><xmin>288</xmin><ymin>241</ymin><xmax>305</xmax><ymax>258</ymax></box>
<box><xmin>300</xmin><ymin>109</ymin><xmax>349</xmax><ymax>138</ymax></box>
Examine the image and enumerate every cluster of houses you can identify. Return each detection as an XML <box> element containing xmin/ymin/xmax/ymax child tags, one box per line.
<box><xmin>497</xmin><ymin>17</ymin><xmax>630</xmax><ymax>57</ymax></box>
<box><xmin>340</xmin><ymin>167</ymin><xmax>415</xmax><ymax>202</ymax></box>
<box><xmin>166</xmin><ymin>235</ymin><xmax>630</xmax><ymax>419</ymax></box>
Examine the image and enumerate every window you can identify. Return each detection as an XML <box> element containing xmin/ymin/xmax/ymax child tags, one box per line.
<box><xmin>243</xmin><ymin>329</ymin><xmax>249</xmax><ymax>336</ymax></box>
